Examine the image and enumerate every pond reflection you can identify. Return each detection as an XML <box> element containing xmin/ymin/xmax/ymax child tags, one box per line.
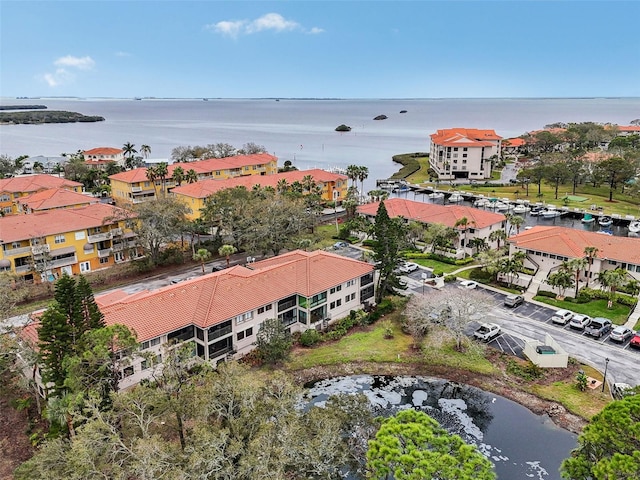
<box><xmin>305</xmin><ymin>375</ymin><xmax>577</xmax><ymax>480</ymax></box>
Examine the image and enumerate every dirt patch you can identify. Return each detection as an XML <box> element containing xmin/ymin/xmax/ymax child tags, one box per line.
<box><xmin>285</xmin><ymin>355</ymin><xmax>588</xmax><ymax>435</ymax></box>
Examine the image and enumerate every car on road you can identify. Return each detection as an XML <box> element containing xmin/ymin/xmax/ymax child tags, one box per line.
<box><xmin>569</xmin><ymin>314</ymin><xmax>592</xmax><ymax>330</ymax></box>
<box><xmin>458</xmin><ymin>280</ymin><xmax>478</xmax><ymax>290</ymax></box>
<box><xmin>397</xmin><ymin>262</ymin><xmax>420</xmax><ymax>274</ymax></box>
<box><xmin>333</xmin><ymin>241</ymin><xmax>348</xmax><ymax>249</ymax></box>
<box><xmin>609</xmin><ymin>326</ymin><xmax>634</xmax><ymax>343</ymax></box>
<box><xmin>630</xmin><ymin>332</ymin><xmax>640</xmax><ymax>349</ymax></box>
<box><xmin>473</xmin><ymin>323</ymin><xmax>501</xmax><ymax>341</ymax></box>
<box><xmin>504</xmin><ymin>294</ymin><xmax>524</xmax><ymax>308</ymax></box>
<box><xmin>551</xmin><ymin>309</ymin><xmax>574</xmax><ymax>325</ymax></box>
<box><xmin>584</xmin><ymin>317</ymin><xmax>613</xmax><ymax>338</ymax></box>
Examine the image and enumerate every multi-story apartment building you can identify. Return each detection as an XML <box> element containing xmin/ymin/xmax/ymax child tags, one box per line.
<box><xmin>429</xmin><ymin>128</ymin><xmax>502</xmax><ymax>180</ymax></box>
<box><xmin>172</xmin><ymin>169</ymin><xmax>348</xmax><ymax>220</ymax></box>
<box><xmin>83</xmin><ymin>147</ymin><xmax>125</xmax><ymax>167</ymax></box>
<box><xmin>15</xmin><ymin>188</ymin><xmax>99</xmax><ymax>214</ymax></box>
<box><xmin>109</xmin><ymin>153</ymin><xmax>278</xmax><ymax>204</ymax></box>
<box><xmin>357</xmin><ymin>198</ymin><xmax>506</xmax><ymax>256</ymax></box>
<box><xmin>20</xmin><ymin>250</ymin><xmax>376</xmax><ymax>392</ymax></box>
<box><xmin>0</xmin><ymin>175</ymin><xmax>83</xmax><ymax>216</ymax></box>
<box><xmin>0</xmin><ymin>203</ymin><xmax>139</xmax><ymax>282</ymax></box>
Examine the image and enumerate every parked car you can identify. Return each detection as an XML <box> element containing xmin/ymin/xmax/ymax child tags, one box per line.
<box><xmin>504</xmin><ymin>294</ymin><xmax>524</xmax><ymax>308</ymax></box>
<box><xmin>569</xmin><ymin>314</ymin><xmax>592</xmax><ymax>330</ymax></box>
<box><xmin>584</xmin><ymin>317</ymin><xmax>613</xmax><ymax>338</ymax></box>
<box><xmin>473</xmin><ymin>323</ymin><xmax>501</xmax><ymax>341</ymax></box>
<box><xmin>397</xmin><ymin>262</ymin><xmax>419</xmax><ymax>274</ymax></box>
<box><xmin>610</xmin><ymin>326</ymin><xmax>634</xmax><ymax>343</ymax></box>
<box><xmin>333</xmin><ymin>241</ymin><xmax>348</xmax><ymax>249</ymax></box>
<box><xmin>551</xmin><ymin>309</ymin><xmax>574</xmax><ymax>325</ymax></box>
<box><xmin>612</xmin><ymin>382</ymin><xmax>634</xmax><ymax>400</ymax></box>
<box><xmin>630</xmin><ymin>332</ymin><xmax>640</xmax><ymax>349</ymax></box>
<box><xmin>458</xmin><ymin>280</ymin><xmax>478</xmax><ymax>290</ymax></box>
<box><xmin>211</xmin><ymin>265</ymin><xmax>225</xmax><ymax>272</ymax></box>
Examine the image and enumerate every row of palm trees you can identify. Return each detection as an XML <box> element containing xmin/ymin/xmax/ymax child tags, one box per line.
<box><xmin>122</xmin><ymin>142</ymin><xmax>151</xmax><ymax>170</ymax></box>
<box><xmin>345</xmin><ymin>165</ymin><xmax>369</xmax><ymax>200</ymax></box>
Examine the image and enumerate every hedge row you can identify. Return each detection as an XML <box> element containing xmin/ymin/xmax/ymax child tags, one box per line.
<box><xmin>404</xmin><ymin>252</ymin><xmax>474</xmax><ymax>266</ymax></box>
<box><xmin>537</xmin><ymin>287</ymin><xmax>638</xmax><ymax>307</ymax></box>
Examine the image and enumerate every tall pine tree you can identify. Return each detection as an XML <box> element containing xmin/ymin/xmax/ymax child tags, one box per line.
<box><xmin>372</xmin><ymin>201</ymin><xmax>407</xmax><ymax>303</ymax></box>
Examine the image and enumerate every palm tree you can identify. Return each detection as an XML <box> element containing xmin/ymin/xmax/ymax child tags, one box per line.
<box><xmin>561</xmin><ymin>258</ymin><xmax>587</xmax><ymax>298</ymax></box>
<box><xmin>122</xmin><ymin>142</ymin><xmax>137</xmax><ymax>162</ymax></box>
<box><xmin>454</xmin><ymin>216</ymin><xmax>474</xmax><ymax>257</ymax></box>
<box><xmin>290</xmin><ymin>180</ymin><xmax>303</xmax><ymax>194</ymax></box>
<box><xmin>597</xmin><ymin>268</ymin><xmax>628</xmax><ymax>309</ymax></box>
<box><xmin>489</xmin><ymin>229</ymin><xmax>508</xmax><ymax>250</ymax></box>
<box><xmin>33</xmin><ymin>161</ymin><xmax>44</xmax><ymax>173</ymax></box>
<box><xmin>145</xmin><ymin>166</ymin><xmax>158</xmax><ymax>196</ymax></box>
<box><xmin>193</xmin><ymin>248</ymin><xmax>212</xmax><ymax>274</ymax></box>
<box><xmin>172</xmin><ymin>166</ymin><xmax>185</xmax><ymax>186</ymax></box>
<box><xmin>218</xmin><ymin>244</ymin><xmax>237</xmax><ymax>268</ymax></box>
<box><xmin>276</xmin><ymin>179</ymin><xmax>289</xmax><ymax>195</ymax></box>
<box><xmin>547</xmin><ymin>270</ymin><xmax>574</xmax><ymax>299</ymax></box>
<box><xmin>301</xmin><ymin>174</ymin><xmax>315</xmax><ymax>193</ymax></box>
<box><xmin>52</xmin><ymin>164</ymin><xmax>64</xmax><ymax>177</ymax></box>
<box><xmin>357</xmin><ymin>166</ymin><xmax>369</xmax><ymax>201</ymax></box>
<box><xmin>186</xmin><ymin>169</ymin><xmax>199</xmax><ymax>184</ymax></box>
<box><xmin>583</xmin><ymin>246</ymin><xmax>599</xmax><ymax>287</ymax></box>
<box><xmin>346</xmin><ymin>165</ymin><xmax>360</xmax><ymax>189</ymax></box>
<box><xmin>469</xmin><ymin>237</ymin><xmax>488</xmax><ymax>255</ymax></box>
<box><xmin>155</xmin><ymin>162</ymin><xmax>169</xmax><ymax>195</ymax></box>
<box><xmin>140</xmin><ymin>144</ymin><xmax>151</xmax><ymax>159</ymax></box>
<box><xmin>509</xmin><ymin>215</ymin><xmax>525</xmax><ymax>235</ymax></box>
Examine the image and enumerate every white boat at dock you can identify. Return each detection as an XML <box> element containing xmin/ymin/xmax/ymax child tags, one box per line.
<box><xmin>512</xmin><ymin>204</ymin><xmax>530</xmax><ymax>214</ymax></box>
<box><xmin>448</xmin><ymin>192</ymin><xmax>464</xmax><ymax>203</ymax></box>
<box><xmin>428</xmin><ymin>192</ymin><xmax>444</xmax><ymax>199</ymax></box>
<box><xmin>629</xmin><ymin>221</ymin><xmax>640</xmax><ymax>233</ymax></box>
<box><xmin>541</xmin><ymin>205</ymin><xmax>562</xmax><ymax>218</ymax></box>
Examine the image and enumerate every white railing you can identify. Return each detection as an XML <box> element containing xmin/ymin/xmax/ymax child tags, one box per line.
<box><xmin>88</xmin><ymin>231</ymin><xmax>112</xmax><ymax>243</ymax></box>
<box><xmin>4</xmin><ymin>246</ymin><xmax>31</xmax><ymax>256</ymax></box>
<box><xmin>31</xmin><ymin>244</ymin><xmax>50</xmax><ymax>255</ymax></box>
<box><xmin>15</xmin><ymin>264</ymin><xmax>31</xmax><ymax>273</ymax></box>
<box><xmin>131</xmin><ymin>186</ymin><xmax>142</xmax><ymax>192</ymax></box>
<box><xmin>98</xmin><ymin>248</ymin><xmax>112</xmax><ymax>258</ymax></box>
<box><xmin>50</xmin><ymin>256</ymin><xmax>77</xmax><ymax>268</ymax></box>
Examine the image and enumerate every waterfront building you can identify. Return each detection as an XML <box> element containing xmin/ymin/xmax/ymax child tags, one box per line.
<box><xmin>0</xmin><ymin>203</ymin><xmax>139</xmax><ymax>281</ymax></box>
<box><xmin>83</xmin><ymin>147</ymin><xmax>125</xmax><ymax>168</ymax></box>
<box><xmin>357</xmin><ymin>198</ymin><xmax>506</xmax><ymax>256</ymax></box>
<box><xmin>172</xmin><ymin>168</ymin><xmax>348</xmax><ymax>220</ymax></box>
<box><xmin>429</xmin><ymin>128</ymin><xmax>502</xmax><ymax>180</ymax></box>
<box><xmin>109</xmin><ymin>153</ymin><xmax>278</xmax><ymax>204</ymax></box>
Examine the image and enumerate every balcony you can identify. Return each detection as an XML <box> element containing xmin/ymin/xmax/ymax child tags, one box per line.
<box><xmin>31</xmin><ymin>244</ymin><xmax>50</xmax><ymax>255</ymax></box>
<box><xmin>131</xmin><ymin>186</ymin><xmax>142</xmax><ymax>192</ymax></box>
<box><xmin>88</xmin><ymin>231</ymin><xmax>112</xmax><ymax>243</ymax></box>
<box><xmin>98</xmin><ymin>248</ymin><xmax>112</xmax><ymax>258</ymax></box>
<box><xmin>208</xmin><ymin>325</ymin><xmax>233</xmax><ymax>341</ymax></box>
<box><xmin>15</xmin><ymin>264</ymin><xmax>31</xmax><ymax>273</ymax></box>
<box><xmin>4</xmin><ymin>246</ymin><xmax>32</xmax><ymax>256</ymax></box>
<box><xmin>50</xmin><ymin>255</ymin><xmax>77</xmax><ymax>269</ymax></box>
<box><xmin>208</xmin><ymin>346</ymin><xmax>234</xmax><ymax>360</ymax></box>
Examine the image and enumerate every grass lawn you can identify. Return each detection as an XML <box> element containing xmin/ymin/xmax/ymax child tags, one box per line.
<box><xmin>530</xmin><ymin>364</ymin><xmax>611</xmax><ymax>419</ymax></box>
<box><xmin>421</xmin><ymin>335</ymin><xmax>497</xmax><ymax>375</ymax></box>
<box><xmin>533</xmin><ymin>296</ymin><xmax>631</xmax><ymax>325</ymax></box>
<box><xmin>286</xmin><ymin>316</ymin><xmax>414</xmax><ymax>369</ymax></box>
<box><xmin>411</xmin><ymin>258</ymin><xmax>474</xmax><ymax>274</ymax></box>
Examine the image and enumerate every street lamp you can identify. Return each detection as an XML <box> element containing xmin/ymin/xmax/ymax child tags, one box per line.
<box><xmin>602</xmin><ymin>357</ymin><xmax>610</xmax><ymax>393</ymax></box>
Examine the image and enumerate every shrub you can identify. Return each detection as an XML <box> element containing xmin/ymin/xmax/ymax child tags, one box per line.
<box><xmin>537</xmin><ymin>290</ymin><xmax>557</xmax><ymax>298</ymax></box>
<box><xmin>469</xmin><ymin>268</ymin><xmax>493</xmax><ymax>282</ymax></box>
<box><xmin>362</xmin><ymin>239</ymin><xmax>376</xmax><ymax>247</ymax></box>
<box><xmin>443</xmin><ymin>275</ymin><xmax>456</xmax><ymax>283</ymax></box>
<box><xmin>432</xmin><ymin>269</ymin><xmax>444</xmax><ymax>277</ymax></box>
<box><xmin>299</xmin><ymin>329</ymin><xmax>322</xmax><ymax>347</ymax></box>
<box><xmin>506</xmin><ymin>359</ymin><xmax>544</xmax><ymax>381</ymax></box>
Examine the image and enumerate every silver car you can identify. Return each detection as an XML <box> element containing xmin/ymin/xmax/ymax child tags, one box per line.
<box><xmin>610</xmin><ymin>326</ymin><xmax>634</xmax><ymax>343</ymax></box>
<box><xmin>569</xmin><ymin>314</ymin><xmax>592</xmax><ymax>330</ymax></box>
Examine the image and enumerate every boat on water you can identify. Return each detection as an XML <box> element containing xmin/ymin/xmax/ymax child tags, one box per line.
<box><xmin>629</xmin><ymin>221</ymin><xmax>640</xmax><ymax>233</ymax></box>
<box><xmin>529</xmin><ymin>206</ymin><xmax>545</xmax><ymax>216</ymax></box>
<box><xmin>512</xmin><ymin>204</ymin><xmax>529</xmax><ymax>214</ymax></box>
<box><xmin>598</xmin><ymin>216</ymin><xmax>613</xmax><ymax>227</ymax></box>
<box><xmin>448</xmin><ymin>192</ymin><xmax>463</xmax><ymax>203</ymax></box>
<box><xmin>597</xmin><ymin>230</ymin><xmax>613</xmax><ymax>236</ymax></box>
<box><xmin>541</xmin><ymin>206</ymin><xmax>562</xmax><ymax>218</ymax></box>
<box><xmin>581</xmin><ymin>213</ymin><xmax>595</xmax><ymax>224</ymax></box>
<box><xmin>491</xmin><ymin>201</ymin><xmax>510</xmax><ymax>211</ymax></box>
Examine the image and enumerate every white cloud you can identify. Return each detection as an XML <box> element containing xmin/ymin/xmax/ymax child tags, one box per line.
<box><xmin>115</xmin><ymin>51</ymin><xmax>132</xmax><ymax>57</ymax></box>
<box><xmin>42</xmin><ymin>68</ymin><xmax>74</xmax><ymax>87</ymax></box>
<box><xmin>207</xmin><ymin>13</ymin><xmax>323</xmax><ymax>38</ymax></box>
<box><xmin>53</xmin><ymin>55</ymin><xmax>95</xmax><ymax>70</ymax></box>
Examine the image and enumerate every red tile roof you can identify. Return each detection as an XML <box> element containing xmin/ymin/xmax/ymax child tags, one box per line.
<box><xmin>17</xmin><ymin>188</ymin><xmax>99</xmax><ymax>211</ymax></box>
<box><xmin>80</xmin><ymin>250</ymin><xmax>372</xmax><ymax>342</ymax></box>
<box><xmin>617</xmin><ymin>125</ymin><xmax>640</xmax><ymax>132</ymax></box>
<box><xmin>0</xmin><ymin>175</ymin><xmax>83</xmax><ymax>194</ymax></box>
<box><xmin>509</xmin><ymin>226</ymin><xmax>640</xmax><ymax>264</ymax></box>
<box><xmin>84</xmin><ymin>147</ymin><xmax>123</xmax><ymax>156</ymax></box>
<box><xmin>357</xmin><ymin>198</ymin><xmax>505</xmax><ymax>230</ymax></box>
<box><xmin>430</xmin><ymin>128</ymin><xmax>502</xmax><ymax>148</ymax></box>
<box><xmin>0</xmin><ymin>203</ymin><xmax>132</xmax><ymax>243</ymax></box>
<box><xmin>109</xmin><ymin>153</ymin><xmax>278</xmax><ymax>183</ymax></box>
<box><xmin>502</xmin><ymin>138</ymin><xmax>526</xmax><ymax>148</ymax></box>
<box><xmin>172</xmin><ymin>169</ymin><xmax>347</xmax><ymax>198</ymax></box>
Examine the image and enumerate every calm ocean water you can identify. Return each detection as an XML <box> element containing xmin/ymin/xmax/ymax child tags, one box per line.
<box><xmin>1</xmin><ymin>97</ymin><xmax>639</xmax><ymax>191</ymax></box>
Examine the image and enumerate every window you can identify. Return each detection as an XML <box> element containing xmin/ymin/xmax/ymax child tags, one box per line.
<box><xmin>453</xmin><ymin>147</ymin><xmax>458</xmax><ymax>151</ymax></box>
<box><xmin>167</xmin><ymin>325</ymin><xmax>194</xmax><ymax>343</ymax></box>
<box><xmin>345</xmin><ymin>292</ymin><xmax>356</xmax><ymax>303</ymax></box>
<box><xmin>360</xmin><ymin>273</ymin><xmax>374</xmax><ymax>286</ymax></box>
<box><xmin>360</xmin><ymin>285</ymin><xmax>374</xmax><ymax>303</ymax></box>
<box><xmin>235</xmin><ymin>311</ymin><xmax>253</xmax><ymax>324</ymax></box>
<box><xmin>309</xmin><ymin>292</ymin><xmax>327</xmax><ymax>308</ymax></box>
<box><xmin>209</xmin><ymin>320</ymin><xmax>232</xmax><ymax>341</ymax></box>
<box><xmin>121</xmin><ymin>366</ymin><xmax>134</xmax><ymax>378</ymax></box>
<box><xmin>141</xmin><ymin>359</ymin><xmax>148</xmax><ymax>370</ymax></box>
<box><xmin>346</xmin><ymin>279</ymin><xmax>355</xmax><ymax>287</ymax></box>
<box><xmin>330</xmin><ymin>285</ymin><xmax>342</xmax><ymax>294</ymax></box>
<box><xmin>80</xmin><ymin>261</ymin><xmax>91</xmax><ymax>273</ymax></box>
<box><xmin>0</xmin><ymin>194</ymin><xmax>9</xmax><ymax>202</ymax></box>
<box><xmin>463</xmin><ymin>154</ymin><xmax>468</xmax><ymax>158</ymax></box>
<box><xmin>330</xmin><ymin>299</ymin><xmax>342</xmax><ymax>309</ymax></box>
<box><xmin>11</xmin><ymin>242</ymin><xmax>21</xmax><ymax>249</ymax></box>
<box><xmin>99</xmin><ymin>257</ymin><xmax>109</xmax><ymax>264</ymax></box>
<box><xmin>150</xmin><ymin>337</ymin><xmax>160</xmax><ymax>347</ymax></box>
<box><xmin>237</xmin><ymin>327</ymin><xmax>254</xmax><ymax>341</ymax></box>
<box><xmin>278</xmin><ymin>295</ymin><xmax>297</xmax><ymax>312</ymax></box>
<box><xmin>258</xmin><ymin>304</ymin><xmax>272</xmax><ymax>314</ymax></box>
<box><xmin>463</xmin><ymin>147</ymin><xmax>468</xmax><ymax>151</ymax></box>
<box><xmin>215</xmin><ymin>170</ymin><xmax>221</xmax><ymax>176</ymax></box>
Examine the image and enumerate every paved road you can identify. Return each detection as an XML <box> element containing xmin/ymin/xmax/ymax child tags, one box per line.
<box><xmin>401</xmin><ymin>270</ymin><xmax>640</xmax><ymax>387</ymax></box>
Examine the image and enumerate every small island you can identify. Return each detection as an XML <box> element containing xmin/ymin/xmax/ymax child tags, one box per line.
<box><xmin>373</xmin><ymin>114</ymin><xmax>388</xmax><ymax>120</ymax></box>
<box><xmin>0</xmin><ymin>110</ymin><xmax>105</xmax><ymax>124</ymax></box>
<box><xmin>400</xmin><ymin>110</ymin><xmax>407</xmax><ymax>114</ymax></box>
<box><xmin>335</xmin><ymin>124</ymin><xmax>352</xmax><ymax>132</ymax></box>
<box><xmin>0</xmin><ymin>105</ymin><xmax>47</xmax><ymax>111</ymax></box>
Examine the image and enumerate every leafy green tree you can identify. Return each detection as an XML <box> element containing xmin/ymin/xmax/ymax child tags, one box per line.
<box><xmin>543</xmin><ymin>157</ymin><xmax>570</xmax><ymax>199</ymax></box>
<box><xmin>367</xmin><ymin>409</ymin><xmax>496</xmax><ymax>480</ymax></box>
<box><xmin>488</xmin><ymin>229</ymin><xmax>508</xmax><ymax>250</ymax></box>
<box><xmin>597</xmin><ymin>268</ymin><xmax>629</xmax><ymax>308</ymax></box>
<box><xmin>595</xmin><ymin>156</ymin><xmax>638</xmax><ymax>201</ymax></box>
<box><xmin>185</xmin><ymin>168</ymin><xmax>199</xmax><ymax>183</ymax></box>
<box><xmin>37</xmin><ymin>306</ymin><xmax>71</xmax><ymax>395</ymax></box>
<box><xmin>561</xmin><ymin>258</ymin><xmax>587</xmax><ymax>298</ymax></box>
<box><xmin>193</xmin><ymin>247</ymin><xmax>211</xmax><ymax>273</ymax></box>
<box><xmin>255</xmin><ymin>318</ymin><xmax>292</xmax><ymax>364</ymax></box>
<box><xmin>546</xmin><ymin>270</ymin><xmax>574</xmax><ymax>299</ymax></box>
<box><xmin>498</xmin><ymin>251</ymin><xmax>525</xmax><ymax>289</ymax></box>
<box><xmin>424</xmin><ymin>223</ymin><xmax>458</xmax><ymax>253</ymax></box>
<box><xmin>172</xmin><ymin>165</ymin><xmax>185</xmax><ymax>186</ymax></box>
<box><xmin>372</xmin><ymin>201</ymin><xmax>407</xmax><ymax>303</ymax></box>
<box><xmin>561</xmin><ymin>394</ymin><xmax>640</xmax><ymax>480</ymax></box>
<box><xmin>217</xmin><ymin>244</ymin><xmax>237</xmax><ymax>267</ymax></box>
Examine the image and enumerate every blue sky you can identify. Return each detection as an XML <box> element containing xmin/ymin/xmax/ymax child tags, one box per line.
<box><xmin>1</xmin><ymin>1</ymin><xmax>639</xmax><ymax>98</ymax></box>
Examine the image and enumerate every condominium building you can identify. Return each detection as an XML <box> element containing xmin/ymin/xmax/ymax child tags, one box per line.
<box><xmin>0</xmin><ymin>203</ymin><xmax>139</xmax><ymax>282</ymax></box>
<box><xmin>429</xmin><ymin>128</ymin><xmax>502</xmax><ymax>180</ymax></box>
<box><xmin>20</xmin><ymin>250</ymin><xmax>376</xmax><ymax>391</ymax></box>
<box><xmin>172</xmin><ymin>169</ymin><xmax>348</xmax><ymax>220</ymax></box>
<box><xmin>83</xmin><ymin>147</ymin><xmax>125</xmax><ymax>167</ymax></box>
<box><xmin>0</xmin><ymin>175</ymin><xmax>83</xmax><ymax>216</ymax></box>
<box><xmin>109</xmin><ymin>153</ymin><xmax>278</xmax><ymax>204</ymax></box>
<box><xmin>15</xmin><ymin>188</ymin><xmax>99</xmax><ymax>214</ymax></box>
